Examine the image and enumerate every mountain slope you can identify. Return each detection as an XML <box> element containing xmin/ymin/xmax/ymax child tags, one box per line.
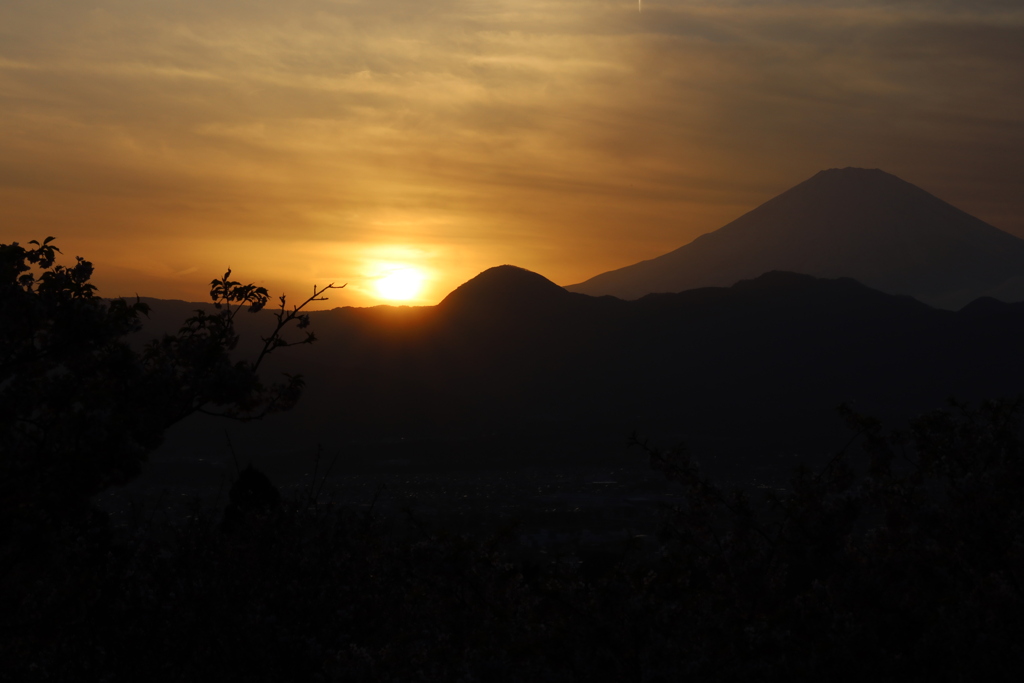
<box><xmin>168</xmin><ymin>266</ymin><xmax>1023</xmax><ymax>476</ymax></box>
<box><xmin>567</xmin><ymin>168</ymin><xmax>1024</xmax><ymax>309</ymax></box>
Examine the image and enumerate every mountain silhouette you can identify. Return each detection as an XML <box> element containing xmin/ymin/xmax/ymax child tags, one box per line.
<box><xmin>438</xmin><ymin>265</ymin><xmax>580</xmax><ymax>320</ymax></box>
<box><xmin>148</xmin><ymin>266</ymin><xmax>1024</xmax><ymax>478</ymax></box>
<box><xmin>566</xmin><ymin>168</ymin><xmax>1024</xmax><ymax>309</ymax></box>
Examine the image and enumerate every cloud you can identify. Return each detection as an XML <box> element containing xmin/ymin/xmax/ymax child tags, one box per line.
<box><xmin>2</xmin><ymin>1</ymin><xmax>1023</xmax><ymax>305</ymax></box>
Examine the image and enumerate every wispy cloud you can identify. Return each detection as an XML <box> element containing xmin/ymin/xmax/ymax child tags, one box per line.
<box><xmin>2</xmin><ymin>1</ymin><xmax>1022</xmax><ymax>304</ymax></box>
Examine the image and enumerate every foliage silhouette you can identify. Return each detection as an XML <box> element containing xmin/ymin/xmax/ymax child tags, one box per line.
<box><xmin>2</xmin><ymin>399</ymin><xmax>1023</xmax><ymax>681</ymax></box>
<box><xmin>221</xmin><ymin>464</ymin><xmax>283</xmax><ymax>534</ymax></box>
<box><xmin>3</xmin><ymin>238</ymin><xmax>1024</xmax><ymax>680</ymax></box>
<box><xmin>0</xmin><ymin>237</ymin><xmax>341</xmax><ymax>553</ymax></box>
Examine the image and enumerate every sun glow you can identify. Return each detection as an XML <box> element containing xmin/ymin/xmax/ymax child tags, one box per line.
<box><xmin>374</xmin><ymin>266</ymin><xmax>426</xmax><ymax>301</ymax></box>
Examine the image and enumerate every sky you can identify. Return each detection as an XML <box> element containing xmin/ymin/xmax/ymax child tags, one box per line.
<box><xmin>2</xmin><ymin>0</ymin><xmax>1023</xmax><ymax>308</ymax></box>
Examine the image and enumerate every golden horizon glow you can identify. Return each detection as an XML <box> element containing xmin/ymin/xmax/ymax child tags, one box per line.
<box><xmin>2</xmin><ymin>1</ymin><xmax>1023</xmax><ymax>309</ymax></box>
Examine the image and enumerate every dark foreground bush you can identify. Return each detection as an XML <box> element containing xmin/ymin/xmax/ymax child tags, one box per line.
<box><xmin>3</xmin><ymin>400</ymin><xmax>1024</xmax><ymax>682</ymax></box>
<box><xmin>1</xmin><ymin>236</ymin><xmax>339</xmax><ymax>557</ymax></box>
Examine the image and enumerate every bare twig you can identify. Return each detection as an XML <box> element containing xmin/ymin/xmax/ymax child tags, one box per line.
<box><xmin>250</xmin><ymin>281</ymin><xmax>345</xmax><ymax>373</ymax></box>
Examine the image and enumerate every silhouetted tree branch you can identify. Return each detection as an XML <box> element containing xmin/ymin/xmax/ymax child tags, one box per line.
<box><xmin>0</xmin><ymin>237</ymin><xmax>340</xmax><ymax>547</ymax></box>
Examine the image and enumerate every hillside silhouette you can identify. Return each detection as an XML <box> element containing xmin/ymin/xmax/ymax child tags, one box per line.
<box><xmin>439</xmin><ymin>264</ymin><xmax>578</xmax><ymax>314</ymax></box>
<box><xmin>567</xmin><ymin>168</ymin><xmax>1024</xmax><ymax>309</ymax></box>
<box><xmin>10</xmin><ymin>243</ymin><xmax>1024</xmax><ymax>683</ymax></box>
<box><xmin>148</xmin><ymin>267</ymin><xmax>1024</xmax><ymax>477</ymax></box>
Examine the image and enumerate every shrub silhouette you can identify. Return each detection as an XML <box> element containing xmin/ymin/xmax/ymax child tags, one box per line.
<box><xmin>3</xmin><ymin>237</ymin><xmax>1023</xmax><ymax>681</ymax></box>
<box><xmin>0</xmin><ymin>237</ymin><xmax>339</xmax><ymax>552</ymax></box>
<box><xmin>629</xmin><ymin>398</ymin><xmax>1024</xmax><ymax>679</ymax></box>
<box><xmin>3</xmin><ymin>398</ymin><xmax>1022</xmax><ymax>681</ymax></box>
<box><xmin>222</xmin><ymin>464</ymin><xmax>283</xmax><ymax>534</ymax></box>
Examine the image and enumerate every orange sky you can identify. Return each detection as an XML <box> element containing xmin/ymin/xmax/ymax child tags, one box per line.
<box><xmin>3</xmin><ymin>1</ymin><xmax>1023</xmax><ymax>308</ymax></box>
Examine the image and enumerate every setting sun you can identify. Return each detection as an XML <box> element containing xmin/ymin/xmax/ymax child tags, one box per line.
<box><xmin>374</xmin><ymin>267</ymin><xmax>425</xmax><ymax>301</ymax></box>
